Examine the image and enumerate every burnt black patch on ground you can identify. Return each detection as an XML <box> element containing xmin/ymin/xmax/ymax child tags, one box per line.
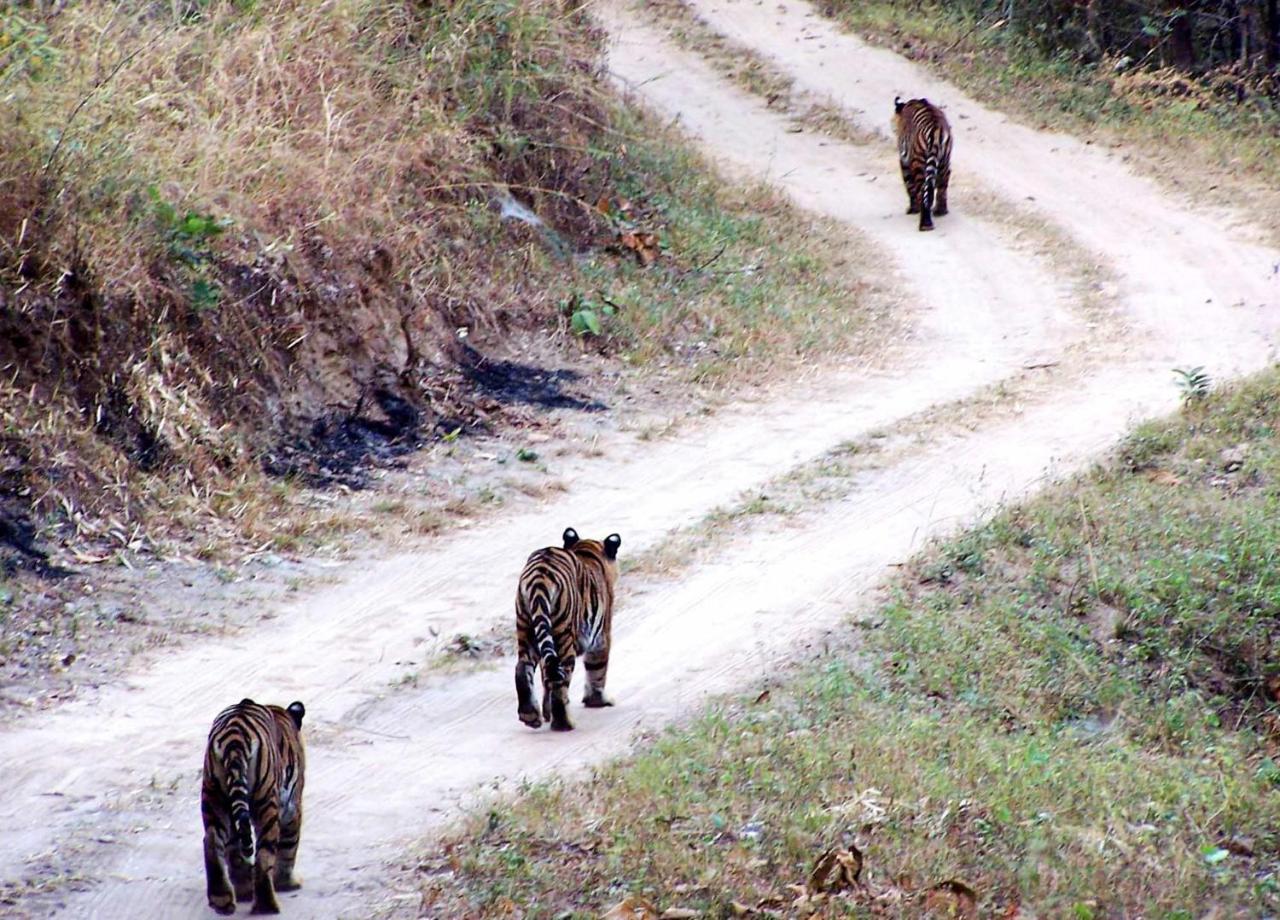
<box><xmin>0</xmin><ymin>507</ymin><xmax>69</xmax><ymax>579</ymax></box>
<box><xmin>261</xmin><ymin>387</ymin><xmax>424</xmax><ymax>490</ymax></box>
<box><xmin>0</xmin><ymin>439</ymin><xmax>70</xmax><ymax>579</ymax></box>
<box><xmin>460</xmin><ymin>345</ymin><xmax>607</xmax><ymax>412</ymax></box>
<box><xmin>259</xmin><ymin>347</ymin><xmax>605</xmax><ymax>489</ymax></box>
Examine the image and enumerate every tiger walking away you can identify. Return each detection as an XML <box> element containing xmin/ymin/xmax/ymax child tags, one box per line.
<box><xmin>515</xmin><ymin>527</ymin><xmax>622</xmax><ymax>731</ymax></box>
<box><xmin>893</xmin><ymin>96</ymin><xmax>953</xmax><ymax>232</ymax></box>
<box><xmin>201</xmin><ymin>698</ymin><xmax>306</xmax><ymax>915</ymax></box>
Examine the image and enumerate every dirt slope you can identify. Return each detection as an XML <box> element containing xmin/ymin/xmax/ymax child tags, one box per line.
<box><xmin>1</xmin><ymin>1</ymin><xmax>1278</xmax><ymax>917</ymax></box>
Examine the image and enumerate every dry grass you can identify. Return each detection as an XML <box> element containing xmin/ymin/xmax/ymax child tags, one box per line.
<box><xmin>0</xmin><ymin>0</ymin><xmax>885</xmax><ymax>572</ymax></box>
<box><xmin>0</xmin><ymin>0</ymin><xmax>618</xmax><ymax>563</ymax></box>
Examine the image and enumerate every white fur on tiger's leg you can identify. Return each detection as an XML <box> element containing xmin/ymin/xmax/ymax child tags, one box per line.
<box><xmin>274</xmin><ymin>802</ymin><xmax>303</xmax><ymax>893</ymax></box>
<box><xmin>581</xmin><ymin>648</ymin><xmax>613</xmax><ymax>708</ymax></box>
<box><xmin>549</xmin><ymin>653</ymin><xmax>575</xmax><ymax>731</ymax></box>
<box><xmin>250</xmin><ymin>804</ymin><xmax>282</xmax><ymax>915</ymax></box>
<box><xmin>514</xmin><ymin>656</ymin><xmax>542</xmax><ymax>728</ymax></box>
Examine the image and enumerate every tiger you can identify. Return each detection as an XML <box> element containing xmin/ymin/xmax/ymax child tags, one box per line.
<box><xmin>201</xmin><ymin>698</ymin><xmax>306</xmax><ymax>915</ymax></box>
<box><xmin>893</xmin><ymin>96</ymin><xmax>953</xmax><ymax>232</ymax></box>
<box><xmin>514</xmin><ymin>527</ymin><xmax>622</xmax><ymax>731</ymax></box>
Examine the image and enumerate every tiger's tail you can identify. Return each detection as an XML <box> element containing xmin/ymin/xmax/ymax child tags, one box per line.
<box><xmin>226</xmin><ymin>749</ymin><xmax>255</xmax><ymax>863</ymax></box>
<box><xmin>920</xmin><ymin>144</ymin><xmax>939</xmax><ymax>232</ymax></box>
<box><xmin>531</xmin><ymin>594</ymin><xmax>562</xmax><ymax>691</ymax></box>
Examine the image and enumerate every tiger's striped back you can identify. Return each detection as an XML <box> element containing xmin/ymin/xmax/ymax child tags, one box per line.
<box><xmin>894</xmin><ymin>96</ymin><xmax>953</xmax><ymax>232</ymax></box>
<box><xmin>201</xmin><ymin>697</ymin><xmax>306</xmax><ymax>915</ymax></box>
<box><xmin>514</xmin><ymin>527</ymin><xmax>621</xmax><ymax>731</ymax></box>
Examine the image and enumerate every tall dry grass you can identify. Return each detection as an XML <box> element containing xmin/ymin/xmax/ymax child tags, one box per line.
<box><xmin>0</xmin><ymin>0</ymin><xmax>621</xmax><ymax>555</ymax></box>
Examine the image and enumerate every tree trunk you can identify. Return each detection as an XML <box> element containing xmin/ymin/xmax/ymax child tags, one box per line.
<box><xmin>1265</xmin><ymin>0</ymin><xmax>1279</xmax><ymax>65</ymax></box>
<box><xmin>1240</xmin><ymin>1</ymin><xmax>1264</xmax><ymax>68</ymax></box>
<box><xmin>1083</xmin><ymin>0</ymin><xmax>1104</xmax><ymax>61</ymax></box>
<box><xmin>1169</xmin><ymin>8</ymin><xmax>1197</xmax><ymax>70</ymax></box>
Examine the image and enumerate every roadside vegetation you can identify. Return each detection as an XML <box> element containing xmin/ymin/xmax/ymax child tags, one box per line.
<box><xmin>410</xmin><ymin>369</ymin><xmax>1280</xmax><ymax>916</ymax></box>
<box><xmin>818</xmin><ymin>0</ymin><xmax>1280</xmax><ymax>239</ymax></box>
<box><xmin>0</xmin><ymin>0</ymin><xmax>881</xmax><ymax>567</ymax></box>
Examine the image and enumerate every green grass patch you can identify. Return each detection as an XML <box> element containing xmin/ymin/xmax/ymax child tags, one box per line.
<box><xmin>412</xmin><ymin>370</ymin><xmax>1280</xmax><ymax>916</ymax></box>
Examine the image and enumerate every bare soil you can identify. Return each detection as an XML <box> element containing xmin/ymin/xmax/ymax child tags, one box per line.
<box><xmin>2</xmin><ymin>0</ymin><xmax>1279</xmax><ymax>917</ymax></box>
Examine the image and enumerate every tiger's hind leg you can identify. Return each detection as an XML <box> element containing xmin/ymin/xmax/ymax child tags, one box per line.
<box><xmin>935</xmin><ymin>160</ymin><xmax>951</xmax><ymax>217</ymax></box>
<box><xmin>250</xmin><ymin>801</ymin><xmax>282</xmax><ymax>915</ymax></box>
<box><xmin>230</xmin><ymin>850</ymin><xmax>255</xmax><ymax>903</ymax></box>
<box><xmin>274</xmin><ymin>802</ymin><xmax>303</xmax><ymax>892</ymax></box>
<box><xmin>582</xmin><ymin>648</ymin><xmax>614</xmax><ymax>708</ymax></box>
<box><xmin>515</xmin><ymin>641</ymin><xmax>542</xmax><ymax>728</ymax></box>
<box><xmin>900</xmin><ymin>160</ymin><xmax>919</xmax><ymax>214</ymax></box>
<box><xmin>547</xmin><ymin>653</ymin><xmax>575</xmax><ymax>731</ymax></box>
<box><xmin>203</xmin><ymin>823</ymin><xmax>237</xmax><ymax>916</ymax></box>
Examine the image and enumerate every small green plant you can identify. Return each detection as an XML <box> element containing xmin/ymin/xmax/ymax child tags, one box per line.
<box><xmin>515</xmin><ymin>447</ymin><xmax>538</xmax><ymax>462</ymax></box>
<box><xmin>147</xmin><ymin>186</ymin><xmax>228</xmax><ymax>257</ymax></box>
<box><xmin>561</xmin><ymin>294</ymin><xmax>617</xmax><ymax>337</ymax></box>
<box><xmin>1173</xmin><ymin>365</ymin><xmax>1211</xmax><ymax>405</ymax></box>
<box><xmin>147</xmin><ymin>187</ymin><xmax>229</xmax><ymax>310</ymax></box>
<box><xmin>189</xmin><ymin>278</ymin><xmax>221</xmax><ymax>312</ymax></box>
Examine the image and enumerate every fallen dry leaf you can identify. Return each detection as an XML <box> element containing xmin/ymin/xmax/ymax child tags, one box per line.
<box><xmin>1266</xmin><ymin>675</ymin><xmax>1280</xmax><ymax>703</ymax></box>
<box><xmin>618</xmin><ymin>230</ymin><xmax>660</xmax><ymax>266</ymax></box>
<box><xmin>807</xmin><ymin>843</ymin><xmax>864</xmax><ymax>894</ymax></box>
<box><xmin>1001</xmin><ymin>901</ymin><xmax>1038</xmax><ymax>919</ymax></box>
<box><xmin>603</xmin><ymin>896</ymin><xmax>660</xmax><ymax>920</ymax></box>
<box><xmin>923</xmin><ymin>879</ymin><xmax>977</xmax><ymax>918</ymax></box>
<box><xmin>753</xmin><ymin>689</ymin><xmax>771</xmax><ymax>705</ymax></box>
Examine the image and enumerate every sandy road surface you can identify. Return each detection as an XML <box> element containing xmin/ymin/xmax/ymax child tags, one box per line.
<box><xmin>1</xmin><ymin>1</ymin><xmax>1277</xmax><ymax>917</ymax></box>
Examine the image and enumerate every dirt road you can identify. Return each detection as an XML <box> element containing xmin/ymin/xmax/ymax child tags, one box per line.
<box><xmin>2</xmin><ymin>1</ymin><xmax>1277</xmax><ymax>917</ymax></box>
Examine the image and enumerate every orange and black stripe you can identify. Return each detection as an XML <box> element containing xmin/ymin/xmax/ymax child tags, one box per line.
<box><xmin>514</xmin><ymin>527</ymin><xmax>621</xmax><ymax>731</ymax></box>
<box><xmin>201</xmin><ymin>698</ymin><xmax>306</xmax><ymax>915</ymax></box>
<box><xmin>894</xmin><ymin>96</ymin><xmax>953</xmax><ymax>232</ymax></box>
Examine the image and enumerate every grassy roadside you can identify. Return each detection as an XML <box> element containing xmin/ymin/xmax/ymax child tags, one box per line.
<box><xmin>406</xmin><ymin>370</ymin><xmax>1280</xmax><ymax>917</ymax></box>
<box><xmin>816</xmin><ymin>1</ymin><xmax>1280</xmax><ymax>243</ymax></box>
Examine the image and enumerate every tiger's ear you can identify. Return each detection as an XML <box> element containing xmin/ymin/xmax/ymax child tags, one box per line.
<box><xmin>894</xmin><ymin>96</ymin><xmax>906</xmax><ymax>114</ymax></box>
<box><xmin>604</xmin><ymin>533</ymin><xmax>621</xmax><ymax>560</ymax></box>
<box><xmin>563</xmin><ymin>527</ymin><xmax>579</xmax><ymax>548</ymax></box>
<box><xmin>287</xmin><ymin>701</ymin><xmax>305</xmax><ymax>729</ymax></box>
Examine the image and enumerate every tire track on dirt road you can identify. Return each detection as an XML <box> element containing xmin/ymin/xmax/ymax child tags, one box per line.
<box><xmin>3</xmin><ymin>1</ymin><xmax>1278</xmax><ymax>917</ymax></box>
